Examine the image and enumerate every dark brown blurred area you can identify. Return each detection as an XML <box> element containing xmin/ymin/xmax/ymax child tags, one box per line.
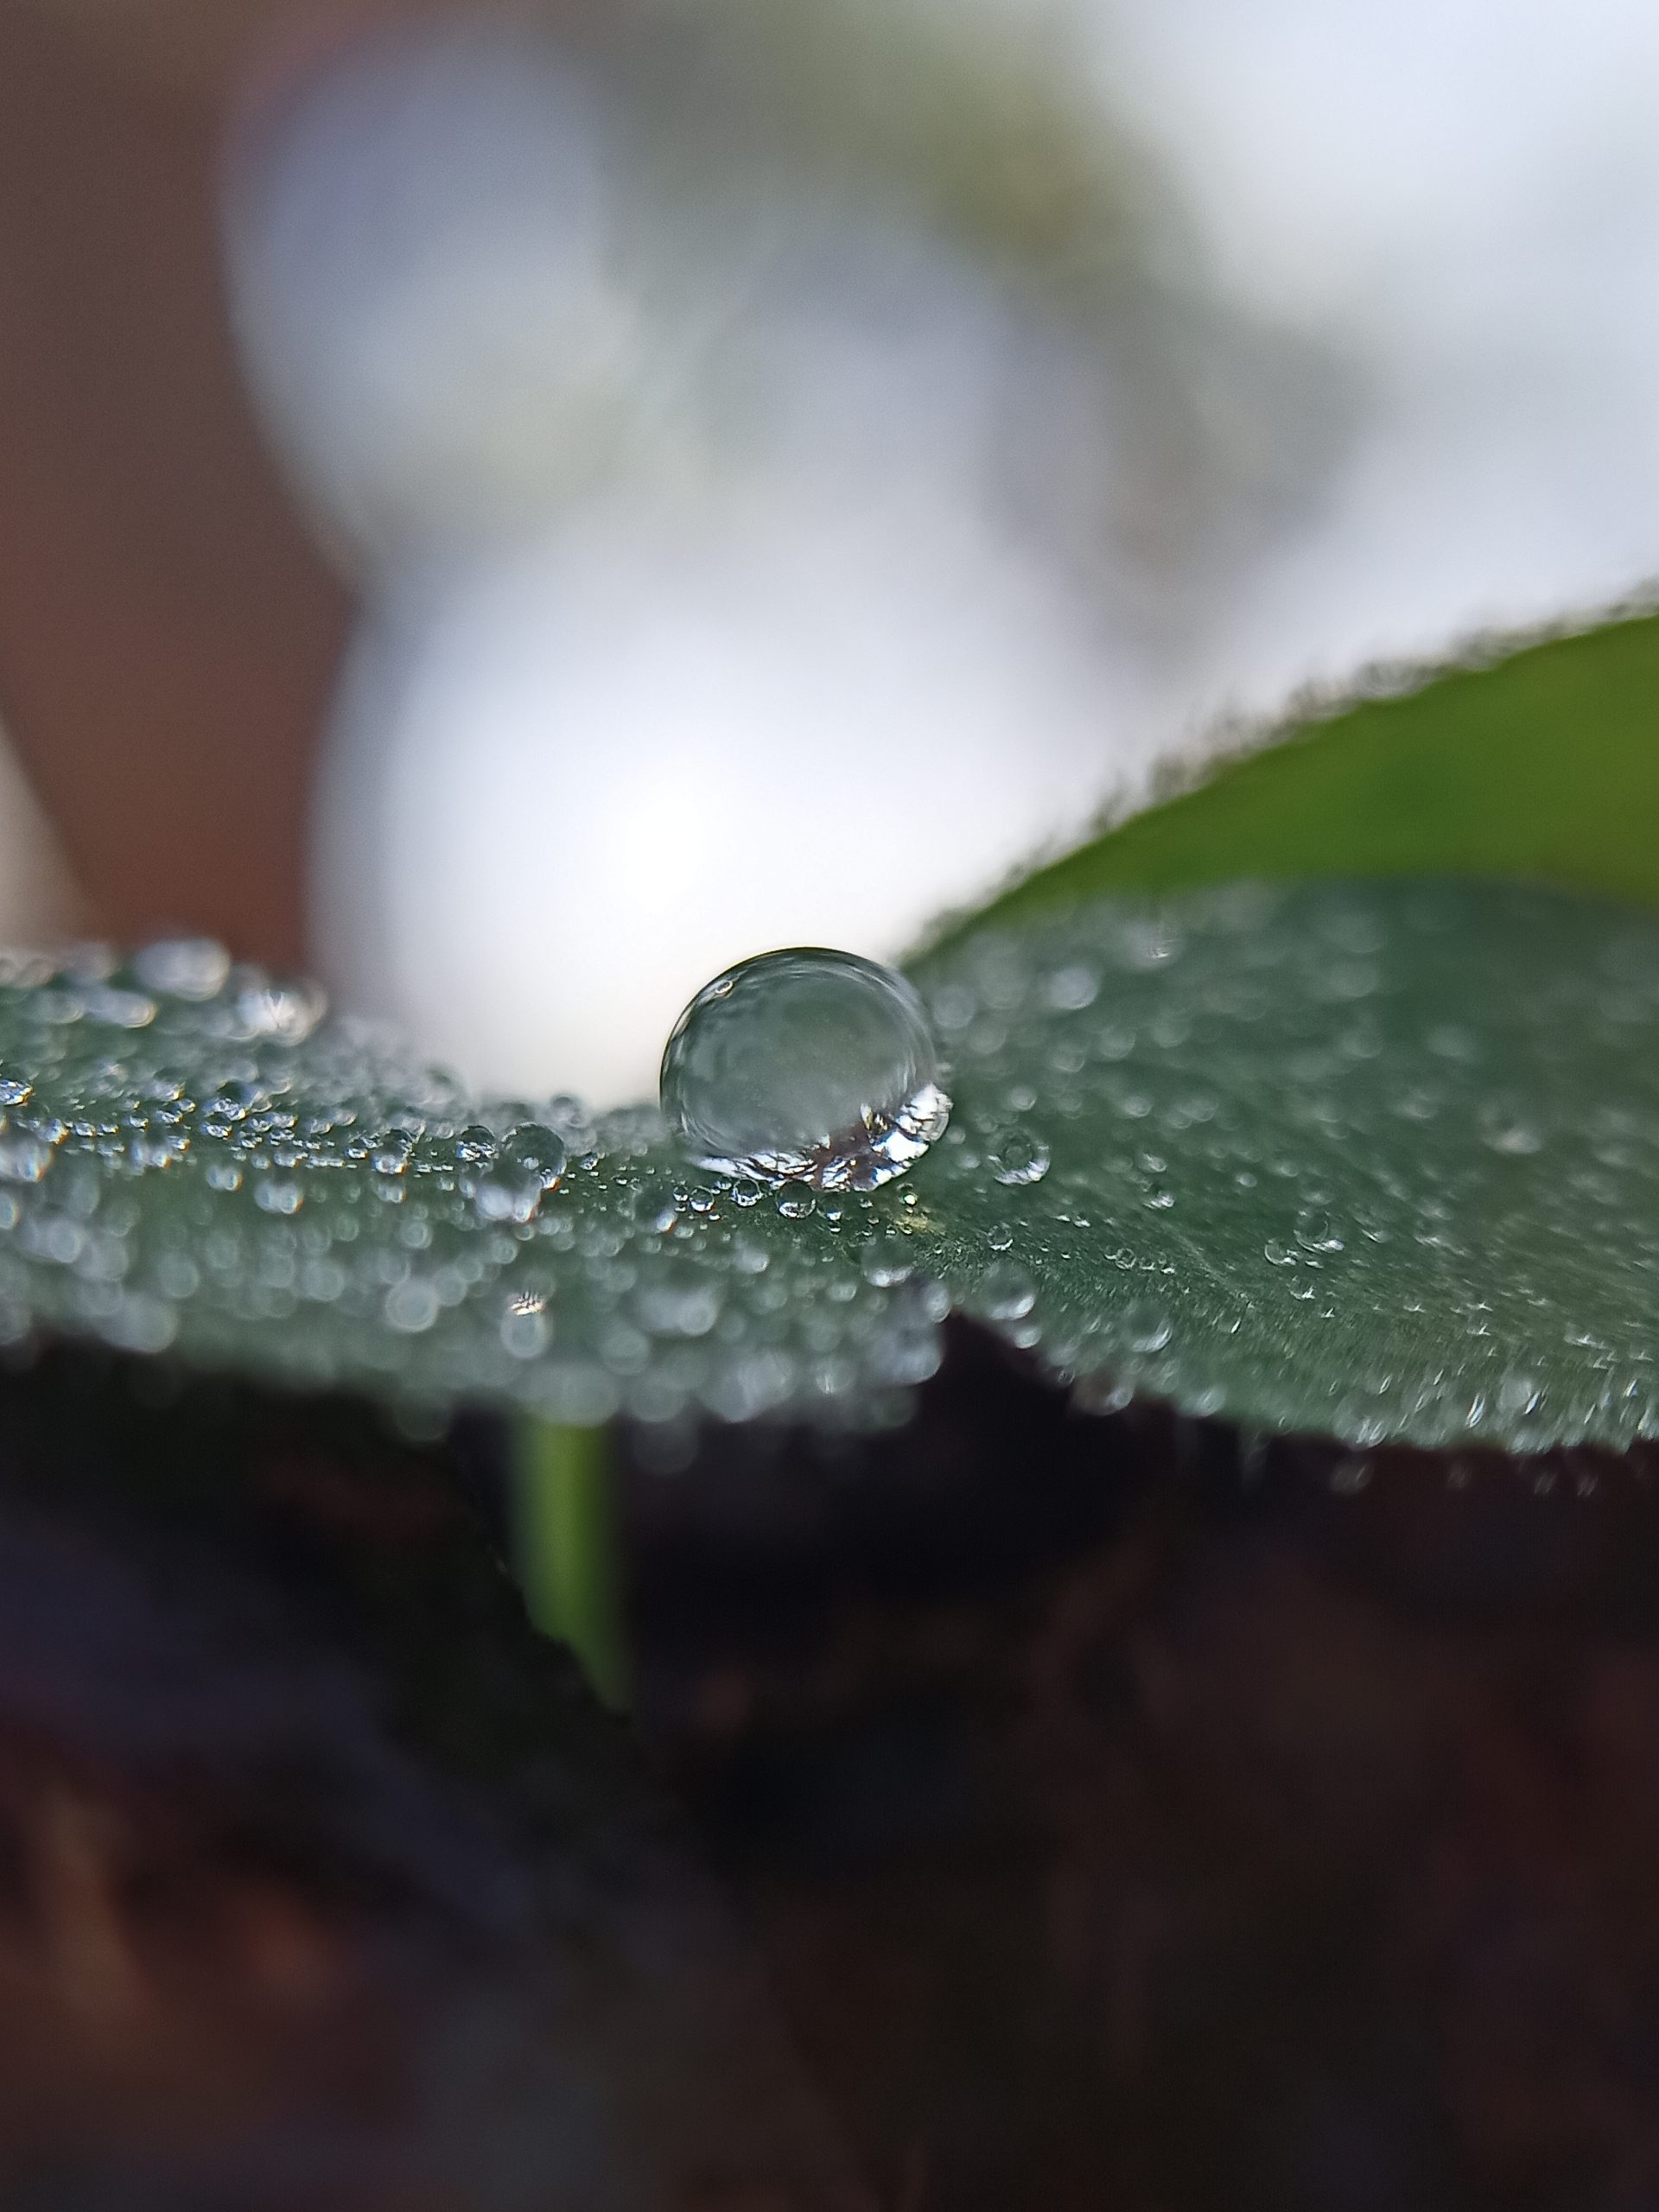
<box><xmin>0</xmin><ymin>3</ymin><xmax>359</xmax><ymax>965</ymax></box>
<box><xmin>0</xmin><ymin>1343</ymin><xmax>873</xmax><ymax>2211</ymax></box>
<box><xmin>628</xmin><ymin>1337</ymin><xmax>1659</xmax><ymax>2212</ymax></box>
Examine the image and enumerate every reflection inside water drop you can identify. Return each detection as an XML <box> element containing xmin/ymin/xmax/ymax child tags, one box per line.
<box><xmin>660</xmin><ymin>948</ymin><xmax>950</xmax><ymax>1191</ymax></box>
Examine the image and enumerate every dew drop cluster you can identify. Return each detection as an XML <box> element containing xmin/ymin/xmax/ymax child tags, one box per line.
<box><xmin>0</xmin><ymin>939</ymin><xmax>947</xmax><ymax>1430</ymax></box>
<box><xmin>914</xmin><ymin>879</ymin><xmax>1659</xmax><ymax>1451</ymax></box>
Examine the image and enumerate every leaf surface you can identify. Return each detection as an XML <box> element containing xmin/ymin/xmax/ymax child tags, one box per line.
<box><xmin>0</xmin><ymin>875</ymin><xmax>1654</xmax><ymax>1453</ymax></box>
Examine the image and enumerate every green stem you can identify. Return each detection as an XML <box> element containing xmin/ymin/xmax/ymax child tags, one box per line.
<box><xmin>512</xmin><ymin>1421</ymin><xmax>628</xmax><ymax>1711</ymax></box>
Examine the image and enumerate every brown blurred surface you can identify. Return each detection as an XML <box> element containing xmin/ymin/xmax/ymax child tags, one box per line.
<box><xmin>0</xmin><ymin>1344</ymin><xmax>874</xmax><ymax>2211</ymax></box>
<box><xmin>630</xmin><ymin>1340</ymin><xmax>1659</xmax><ymax>2212</ymax></box>
<box><xmin>0</xmin><ymin>3</ymin><xmax>352</xmax><ymax>965</ymax></box>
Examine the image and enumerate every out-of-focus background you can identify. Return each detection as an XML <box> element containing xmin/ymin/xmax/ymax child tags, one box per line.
<box><xmin>4</xmin><ymin>0</ymin><xmax>1659</xmax><ymax>1098</ymax></box>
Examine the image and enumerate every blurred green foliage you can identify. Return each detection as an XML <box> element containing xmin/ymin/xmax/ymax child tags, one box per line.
<box><xmin>948</xmin><ymin>607</ymin><xmax>1659</xmax><ymax>938</ymax></box>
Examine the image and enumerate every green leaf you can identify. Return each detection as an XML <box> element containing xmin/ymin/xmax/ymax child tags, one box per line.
<box><xmin>912</xmin><ymin>877</ymin><xmax>1659</xmax><ymax>1453</ymax></box>
<box><xmin>0</xmin><ymin>874</ymin><xmax>1655</xmax><ymax>1457</ymax></box>
<box><xmin>0</xmin><ymin>944</ymin><xmax>947</xmax><ymax>1431</ymax></box>
<box><xmin>943</xmin><ymin>607</ymin><xmax>1659</xmax><ymax>942</ymax></box>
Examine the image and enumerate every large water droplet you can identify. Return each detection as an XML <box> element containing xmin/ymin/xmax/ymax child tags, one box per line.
<box><xmin>660</xmin><ymin>948</ymin><xmax>950</xmax><ymax>1191</ymax></box>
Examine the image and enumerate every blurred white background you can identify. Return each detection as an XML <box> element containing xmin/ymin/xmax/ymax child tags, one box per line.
<box><xmin>10</xmin><ymin>0</ymin><xmax>1659</xmax><ymax>1103</ymax></box>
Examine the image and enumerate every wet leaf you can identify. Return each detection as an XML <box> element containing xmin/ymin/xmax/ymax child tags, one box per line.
<box><xmin>0</xmin><ymin>944</ymin><xmax>944</xmax><ymax>1432</ymax></box>
<box><xmin>0</xmin><ymin>877</ymin><xmax>1655</xmax><ymax>1453</ymax></box>
<box><xmin>913</xmin><ymin>878</ymin><xmax>1659</xmax><ymax>1452</ymax></box>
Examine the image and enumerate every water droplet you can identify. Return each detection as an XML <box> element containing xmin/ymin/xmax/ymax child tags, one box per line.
<box><xmin>1479</xmin><ymin>1096</ymin><xmax>1545</xmax><ymax>1155</ymax></box>
<box><xmin>1122</xmin><ymin>918</ymin><xmax>1183</xmax><ymax>970</ymax></box>
<box><xmin>1427</xmin><ymin>1022</ymin><xmax>1479</xmax><ymax>1064</ymax></box>
<box><xmin>79</xmin><ymin>983</ymin><xmax>157</xmax><ymax>1029</ymax></box>
<box><xmin>1294</xmin><ymin>1207</ymin><xmax>1344</xmax><ymax>1254</ymax></box>
<box><xmin>453</xmin><ymin>1124</ymin><xmax>498</xmax><ymax>1168</ymax></box>
<box><xmin>1497</xmin><ymin>1370</ymin><xmax>1543</xmax><ymax>1419</ymax></box>
<box><xmin>1046</xmin><ymin>963</ymin><xmax>1099</xmax><ymax>1012</ymax></box>
<box><xmin>506</xmin><ymin>1122</ymin><xmax>567</xmax><ymax>1185</ymax></box>
<box><xmin>0</xmin><ymin>1133</ymin><xmax>54</xmax><ymax>1184</ymax></box>
<box><xmin>630</xmin><ymin>1174</ymin><xmax>680</xmax><ymax>1236</ymax></box>
<box><xmin>859</xmin><ymin>1230</ymin><xmax>914</xmax><ymax>1287</ymax></box>
<box><xmin>385</xmin><ymin>1278</ymin><xmax>442</xmax><ymax>1333</ymax></box>
<box><xmin>1074</xmin><ymin>1374</ymin><xmax>1134</xmax><ymax>1416</ymax></box>
<box><xmin>706</xmin><ymin>1349</ymin><xmax>798</xmax><ymax>1422</ymax></box>
<box><xmin>153</xmin><ymin>1252</ymin><xmax>200</xmax><ymax>1300</ymax></box>
<box><xmin>931</xmin><ymin>983</ymin><xmax>977</xmax><ymax>1033</ymax></box>
<box><xmin>1122</xmin><ymin>1298</ymin><xmax>1173</xmax><ymax>1354</ymax></box>
<box><xmin>132</xmin><ymin>937</ymin><xmax>231</xmax><ymax>1001</ymax></box>
<box><xmin>988</xmin><ymin>1130</ymin><xmax>1051</xmax><ymax>1186</ymax></box>
<box><xmin>471</xmin><ymin>1121</ymin><xmax>567</xmax><ymax>1223</ymax></box>
<box><xmin>1093</xmin><ymin>1020</ymin><xmax>1135</xmax><ymax>1061</ymax></box>
<box><xmin>371</xmin><ymin>1125</ymin><xmax>419</xmax><ymax>1175</ymax></box>
<box><xmin>103</xmin><ymin>1294</ymin><xmax>177</xmax><ymax>1356</ymax></box>
<box><xmin>977</xmin><ymin>1258</ymin><xmax>1037</xmax><ymax>1321</ymax></box>
<box><xmin>237</xmin><ymin>977</ymin><xmax>327</xmax><ymax>1045</ymax></box>
<box><xmin>637</xmin><ymin>1262</ymin><xmax>722</xmax><ymax>1338</ymax></box>
<box><xmin>254</xmin><ymin>1179</ymin><xmax>303</xmax><ymax>1215</ymax></box>
<box><xmin>500</xmin><ymin>1307</ymin><xmax>550</xmax><ymax>1359</ymax></box>
<box><xmin>470</xmin><ymin>1179</ymin><xmax>527</xmax><ymax>1224</ymax></box>
<box><xmin>661</xmin><ymin>948</ymin><xmax>950</xmax><ymax>1191</ymax></box>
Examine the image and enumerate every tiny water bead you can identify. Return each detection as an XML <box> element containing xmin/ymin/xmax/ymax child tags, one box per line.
<box><xmin>660</xmin><ymin>949</ymin><xmax>951</xmax><ymax>1191</ymax></box>
<box><xmin>988</xmin><ymin>1128</ymin><xmax>1051</xmax><ymax>1186</ymax></box>
<box><xmin>467</xmin><ymin>1122</ymin><xmax>569</xmax><ymax>1223</ymax></box>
